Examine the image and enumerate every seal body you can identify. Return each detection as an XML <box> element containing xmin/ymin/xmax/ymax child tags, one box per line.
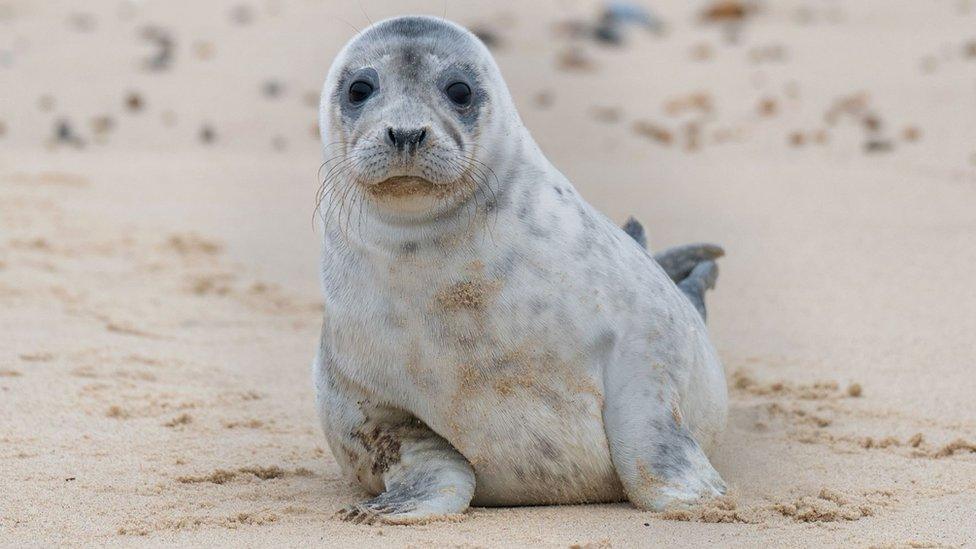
<box><xmin>314</xmin><ymin>16</ymin><xmax>727</xmax><ymax>523</ymax></box>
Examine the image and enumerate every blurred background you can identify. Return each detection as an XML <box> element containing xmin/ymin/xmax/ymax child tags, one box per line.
<box><xmin>1</xmin><ymin>0</ymin><xmax>975</xmax><ymax>546</ymax></box>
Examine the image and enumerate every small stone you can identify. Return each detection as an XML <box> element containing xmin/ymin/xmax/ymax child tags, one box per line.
<box><xmin>847</xmin><ymin>383</ymin><xmax>863</xmax><ymax>397</ymax></box>
<box><xmin>902</xmin><ymin>126</ymin><xmax>922</xmax><ymax>142</ymax></box>
<box><xmin>200</xmin><ymin>125</ymin><xmax>217</xmax><ymax>144</ymax></box>
<box><xmin>90</xmin><ymin>115</ymin><xmax>114</xmax><ymax>134</ymax></box>
<box><xmin>534</xmin><ymin>90</ymin><xmax>555</xmax><ymax>109</ymax></box>
<box><xmin>55</xmin><ymin>119</ymin><xmax>83</xmax><ymax>147</ymax></box>
<box><xmin>701</xmin><ymin>1</ymin><xmax>753</xmax><ymax>23</ymax></box>
<box><xmin>262</xmin><ymin>80</ymin><xmax>284</xmax><ymax>99</ymax></box>
<box><xmin>789</xmin><ymin>131</ymin><xmax>805</xmax><ymax>147</ymax></box>
<box><xmin>140</xmin><ymin>26</ymin><xmax>174</xmax><ymax>71</ymax></box>
<box><xmin>230</xmin><ymin>4</ymin><xmax>255</xmax><ymax>25</ymax></box>
<box><xmin>593</xmin><ymin>22</ymin><xmax>624</xmax><ymax>46</ymax></box>
<box><xmin>556</xmin><ymin>47</ymin><xmax>596</xmax><ymax>71</ymax></box>
<box><xmin>632</xmin><ymin>120</ymin><xmax>673</xmax><ymax>145</ymax></box>
<box><xmin>125</xmin><ymin>92</ymin><xmax>145</xmax><ymax>112</ymax></box>
<box><xmin>862</xmin><ymin>113</ymin><xmax>882</xmax><ymax>132</ymax></box>
<box><xmin>758</xmin><ymin>97</ymin><xmax>777</xmax><ymax>117</ymax></box>
<box><xmin>963</xmin><ymin>40</ymin><xmax>976</xmax><ymax>59</ymax></box>
<box><xmin>864</xmin><ymin>139</ymin><xmax>893</xmax><ymax>153</ymax></box>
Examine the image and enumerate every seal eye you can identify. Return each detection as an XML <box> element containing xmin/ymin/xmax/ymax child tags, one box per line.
<box><xmin>348</xmin><ymin>80</ymin><xmax>374</xmax><ymax>104</ymax></box>
<box><xmin>446</xmin><ymin>82</ymin><xmax>472</xmax><ymax>106</ymax></box>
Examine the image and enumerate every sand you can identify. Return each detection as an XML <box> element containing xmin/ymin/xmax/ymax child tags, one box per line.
<box><xmin>1</xmin><ymin>0</ymin><xmax>975</xmax><ymax>546</ymax></box>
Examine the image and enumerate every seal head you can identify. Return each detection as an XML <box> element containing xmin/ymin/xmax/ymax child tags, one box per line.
<box><xmin>320</xmin><ymin>16</ymin><xmax>522</xmax><ymax>220</ymax></box>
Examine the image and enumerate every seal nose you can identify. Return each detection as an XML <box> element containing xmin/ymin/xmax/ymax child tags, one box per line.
<box><xmin>386</xmin><ymin>127</ymin><xmax>427</xmax><ymax>153</ymax></box>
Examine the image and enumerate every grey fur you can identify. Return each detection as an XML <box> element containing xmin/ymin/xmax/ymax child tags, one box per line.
<box><xmin>315</xmin><ymin>15</ymin><xmax>729</xmax><ymax>524</ymax></box>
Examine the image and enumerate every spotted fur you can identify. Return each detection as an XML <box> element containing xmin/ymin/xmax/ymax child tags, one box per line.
<box><xmin>314</xmin><ymin>16</ymin><xmax>728</xmax><ymax>524</ymax></box>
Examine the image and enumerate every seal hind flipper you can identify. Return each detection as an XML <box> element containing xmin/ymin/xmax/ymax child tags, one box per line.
<box><xmin>654</xmin><ymin>243</ymin><xmax>725</xmax><ymax>283</ymax></box>
<box><xmin>677</xmin><ymin>260</ymin><xmax>718</xmax><ymax>321</ymax></box>
<box><xmin>622</xmin><ymin>216</ymin><xmax>647</xmax><ymax>249</ymax></box>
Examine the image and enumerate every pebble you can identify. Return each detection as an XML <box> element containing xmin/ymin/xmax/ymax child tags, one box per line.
<box><xmin>632</xmin><ymin>120</ymin><xmax>673</xmax><ymax>145</ymax></box>
<box><xmin>534</xmin><ymin>90</ymin><xmax>555</xmax><ymax>109</ymax></box>
<box><xmin>200</xmin><ymin>125</ymin><xmax>217</xmax><ymax>144</ymax></box>
<box><xmin>556</xmin><ymin>47</ymin><xmax>596</xmax><ymax>71</ymax></box>
<box><xmin>862</xmin><ymin>113</ymin><xmax>882</xmax><ymax>132</ymax></box>
<box><xmin>230</xmin><ymin>4</ymin><xmax>255</xmax><ymax>25</ymax></box>
<box><xmin>701</xmin><ymin>1</ymin><xmax>752</xmax><ymax>23</ymax></box>
<box><xmin>54</xmin><ymin>119</ymin><xmax>84</xmax><ymax>147</ymax></box>
<box><xmin>90</xmin><ymin>115</ymin><xmax>115</xmax><ymax>135</ymax></box>
<box><xmin>864</xmin><ymin>139</ymin><xmax>894</xmax><ymax>153</ymax></box>
<box><xmin>789</xmin><ymin>131</ymin><xmax>806</xmax><ymax>147</ymax></box>
<box><xmin>964</xmin><ymin>40</ymin><xmax>976</xmax><ymax>59</ymax></box>
<box><xmin>125</xmin><ymin>92</ymin><xmax>145</xmax><ymax>112</ymax></box>
<box><xmin>262</xmin><ymin>80</ymin><xmax>285</xmax><ymax>99</ymax></box>
<box><xmin>757</xmin><ymin>97</ymin><xmax>777</xmax><ymax>117</ymax></box>
<box><xmin>140</xmin><ymin>26</ymin><xmax>175</xmax><ymax>71</ymax></box>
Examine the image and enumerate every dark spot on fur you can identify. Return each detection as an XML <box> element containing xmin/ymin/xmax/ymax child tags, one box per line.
<box><xmin>401</xmin><ymin>241</ymin><xmax>419</xmax><ymax>254</ymax></box>
<box><xmin>352</xmin><ymin>425</ymin><xmax>403</xmax><ymax>476</ymax></box>
<box><xmin>534</xmin><ymin>433</ymin><xmax>562</xmax><ymax>460</ymax></box>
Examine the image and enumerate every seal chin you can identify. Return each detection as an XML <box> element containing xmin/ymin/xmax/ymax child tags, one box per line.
<box><xmin>364</xmin><ymin>176</ymin><xmax>465</xmax><ymax>218</ymax></box>
<box><xmin>366</xmin><ymin>176</ymin><xmax>450</xmax><ymax>199</ymax></box>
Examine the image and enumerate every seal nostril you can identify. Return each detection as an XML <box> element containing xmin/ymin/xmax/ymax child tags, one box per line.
<box><xmin>387</xmin><ymin>127</ymin><xmax>397</xmax><ymax>147</ymax></box>
<box><xmin>417</xmin><ymin>129</ymin><xmax>427</xmax><ymax>145</ymax></box>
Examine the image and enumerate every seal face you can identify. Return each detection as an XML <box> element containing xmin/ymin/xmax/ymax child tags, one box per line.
<box><xmin>319</xmin><ymin>16</ymin><xmax>497</xmax><ymax>220</ymax></box>
<box><xmin>314</xmin><ymin>16</ymin><xmax>729</xmax><ymax>524</ymax></box>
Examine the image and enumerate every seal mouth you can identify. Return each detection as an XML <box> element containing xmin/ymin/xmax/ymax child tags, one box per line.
<box><xmin>367</xmin><ymin>176</ymin><xmax>452</xmax><ymax>199</ymax></box>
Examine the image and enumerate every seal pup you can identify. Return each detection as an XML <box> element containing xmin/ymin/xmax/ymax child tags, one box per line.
<box><xmin>314</xmin><ymin>16</ymin><xmax>728</xmax><ymax>524</ymax></box>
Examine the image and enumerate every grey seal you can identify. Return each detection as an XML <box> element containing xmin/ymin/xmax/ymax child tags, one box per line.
<box><xmin>313</xmin><ymin>15</ymin><xmax>728</xmax><ymax>524</ymax></box>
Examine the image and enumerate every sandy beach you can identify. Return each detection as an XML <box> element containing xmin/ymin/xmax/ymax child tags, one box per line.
<box><xmin>2</xmin><ymin>0</ymin><xmax>975</xmax><ymax>546</ymax></box>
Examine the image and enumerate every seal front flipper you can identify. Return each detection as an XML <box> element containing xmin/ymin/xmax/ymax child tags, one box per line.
<box><xmin>315</xmin><ymin>347</ymin><xmax>475</xmax><ymax>525</ymax></box>
<box><xmin>603</xmin><ymin>348</ymin><xmax>727</xmax><ymax>511</ymax></box>
<box><xmin>334</xmin><ymin>430</ymin><xmax>476</xmax><ymax>525</ymax></box>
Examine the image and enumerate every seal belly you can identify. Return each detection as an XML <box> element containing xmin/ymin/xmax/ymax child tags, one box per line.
<box><xmin>422</xmin><ymin>357</ymin><xmax>624</xmax><ymax>506</ymax></box>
